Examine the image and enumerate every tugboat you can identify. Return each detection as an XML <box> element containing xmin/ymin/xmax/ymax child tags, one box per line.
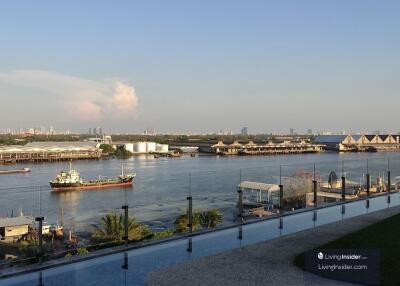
<box><xmin>50</xmin><ymin>163</ymin><xmax>135</xmax><ymax>191</ymax></box>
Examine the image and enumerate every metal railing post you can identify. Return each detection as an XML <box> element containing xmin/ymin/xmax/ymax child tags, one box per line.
<box><xmin>238</xmin><ymin>225</ymin><xmax>243</xmax><ymax>240</ymax></box>
<box><xmin>122</xmin><ymin>205</ymin><xmax>129</xmax><ymax>246</ymax></box>
<box><xmin>187</xmin><ymin>196</ymin><xmax>193</xmax><ymax>233</ymax></box>
<box><xmin>366</xmin><ymin>159</ymin><xmax>370</xmax><ymax>197</ymax></box>
<box><xmin>37</xmin><ymin>271</ymin><xmax>44</xmax><ymax>286</ymax></box>
<box><xmin>341</xmin><ymin>161</ymin><xmax>346</xmax><ymax>201</ymax></box>
<box><xmin>35</xmin><ymin>216</ymin><xmax>44</xmax><ymax>262</ymax></box>
<box><xmin>341</xmin><ymin>176</ymin><xmax>346</xmax><ymax>201</ymax></box>
<box><xmin>387</xmin><ymin>157</ymin><xmax>391</xmax><ymax>204</ymax></box>
<box><xmin>237</xmin><ymin>189</ymin><xmax>243</xmax><ymax>221</ymax></box>
<box><xmin>122</xmin><ymin>252</ymin><xmax>128</xmax><ymax>270</ymax></box>
<box><xmin>187</xmin><ymin>173</ymin><xmax>193</xmax><ymax>252</ymax></box>
<box><xmin>279</xmin><ymin>184</ymin><xmax>284</xmax><ymax>213</ymax></box>
<box><xmin>313</xmin><ymin>180</ymin><xmax>317</xmax><ymax>207</ymax></box>
<box><xmin>313</xmin><ymin>163</ymin><xmax>317</xmax><ymax>207</ymax></box>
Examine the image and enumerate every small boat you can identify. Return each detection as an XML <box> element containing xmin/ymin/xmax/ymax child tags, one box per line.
<box><xmin>50</xmin><ymin>163</ymin><xmax>135</xmax><ymax>191</ymax></box>
<box><xmin>0</xmin><ymin>168</ymin><xmax>31</xmax><ymax>175</ymax></box>
<box><xmin>50</xmin><ymin>223</ymin><xmax>64</xmax><ymax>238</ymax></box>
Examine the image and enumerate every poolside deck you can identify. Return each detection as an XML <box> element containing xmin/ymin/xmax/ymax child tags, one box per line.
<box><xmin>147</xmin><ymin>205</ymin><xmax>400</xmax><ymax>286</ymax></box>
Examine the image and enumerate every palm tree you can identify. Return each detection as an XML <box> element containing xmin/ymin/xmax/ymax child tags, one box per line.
<box><xmin>174</xmin><ymin>211</ymin><xmax>200</xmax><ymax>233</ymax></box>
<box><xmin>199</xmin><ymin>209</ymin><xmax>222</xmax><ymax>228</ymax></box>
<box><xmin>92</xmin><ymin>212</ymin><xmax>150</xmax><ymax>242</ymax></box>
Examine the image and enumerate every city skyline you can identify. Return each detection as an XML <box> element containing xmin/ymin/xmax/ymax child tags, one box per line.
<box><xmin>1</xmin><ymin>1</ymin><xmax>400</xmax><ymax>133</ymax></box>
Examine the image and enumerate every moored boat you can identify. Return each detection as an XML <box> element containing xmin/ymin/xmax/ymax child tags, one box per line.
<box><xmin>50</xmin><ymin>163</ymin><xmax>135</xmax><ymax>191</ymax></box>
<box><xmin>0</xmin><ymin>168</ymin><xmax>31</xmax><ymax>174</ymax></box>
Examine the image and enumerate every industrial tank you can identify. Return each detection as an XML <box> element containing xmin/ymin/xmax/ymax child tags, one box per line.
<box><xmin>156</xmin><ymin>144</ymin><xmax>169</xmax><ymax>152</ymax></box>
<box><xmin>124</xmin><ymin>143</ymin><xmax>134</xmax><ymax>153</ymax></box>
<box><xmin>134</xmin><ymin>142</ymin><xmax>147</xmax><ymax>153</ymax></box>
<box><xmin>146</xmin><ymin>142</ymin><xmax>157</xmax><ymax>153</ymax></box>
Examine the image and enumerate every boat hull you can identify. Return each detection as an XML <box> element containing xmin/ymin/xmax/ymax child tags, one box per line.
<box><xmin>0</xmin><ymin>169</ymin><xmax>30</xmax><ymax>174</ymax></box>
<box><xmin>50</xmin><ymin>179</ymin><xmax>134</xmax><ymax>191</ymax></box>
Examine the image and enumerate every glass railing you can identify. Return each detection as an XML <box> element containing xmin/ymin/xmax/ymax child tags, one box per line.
<box><xmin>1</xmin><ymin>182</ymin><xmax>398</xmax><ymax>286</ymax></box>
<box><xmin>1</xmin><ymin>155</ymin><xmax>400</xmax><ymax>285</ymax></box>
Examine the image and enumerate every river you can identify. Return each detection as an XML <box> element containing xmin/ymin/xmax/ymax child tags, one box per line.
<box><xmin>1</xmin><ymin>152</ymin><xmax>400</xmax><ymax>232</ymax></box>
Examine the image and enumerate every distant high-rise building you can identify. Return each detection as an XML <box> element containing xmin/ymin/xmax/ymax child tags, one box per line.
<box><xmin>93</xmin><ymin>127</ymin><xmax>97</xmax><ymax>135</ymax></box>
<box><xmin>290</xmin><ymin>128</ymin><xmax>295</xmax><ymax>136</ymax></box>
<box><xmin>241</xmin><ymin>127</ymin><xmax>248</xmax><ymax>136</ymax></box>
<box><xmin>144</xmin><ymin>127</ymin><xmax>156</xmax><ymax>135</ymax></box>
<box><xmin>307</xmin><ymin>129</ymin><xmax>313</xmax><ymax>135</ymax></box>
<box><xmin>88</xmin><ymin>128</ymin><xmax>92</xmax><ymax>135</ymax></box>
<box><xmin>99</xmin><ymin>128</ymin><xmax>103</xmax><ymax>135</ymax></box>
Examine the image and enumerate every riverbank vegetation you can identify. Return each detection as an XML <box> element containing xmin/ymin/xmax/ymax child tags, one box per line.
<box><xmin>98</xmin><ymin>144</ymin><xmax>132</xmax><ymax>158</ymax></box>
<box><xmin>91</xmin><ymin>212</ymin><xmax>151</xmax><ymax>244</ymax></box>
<box><xmin>174</xmin><ymin>209</ymin><xmax>223</xmax><ymax>233</ymax></box>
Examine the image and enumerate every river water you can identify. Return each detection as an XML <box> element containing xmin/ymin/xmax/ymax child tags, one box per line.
<box><xmin>1</xmin><ymin>152</ymin><xmax>400</xmax><ymax>232</ymax></box>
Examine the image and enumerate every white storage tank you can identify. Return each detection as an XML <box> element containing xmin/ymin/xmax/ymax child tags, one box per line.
<box><xmin>134</xmin><ymin>142</ymin><xmax>147</xmax><ymax>153</ymax></box>
<box><xmin>124</xmin><ymin>143</ymin><xmax>134</xmax><ymax>153</ymax></box>
<box><xmin>156</xmin><ymin>144</ymin><xmax>169</xmax><ymax>152</ymax></box>
<box><xmin>146</xmin><ymin>142</ymin><xmax>157</xmax><ymax>153</ymax></box>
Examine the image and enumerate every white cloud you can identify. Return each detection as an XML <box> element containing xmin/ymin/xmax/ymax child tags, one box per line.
<box><xmin>0</xmin><ymin>70</ymin><xmax>138</xmax><ymax>122</ymax></box>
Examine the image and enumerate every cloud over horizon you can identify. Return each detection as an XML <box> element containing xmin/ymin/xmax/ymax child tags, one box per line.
<box><xmin>0</xmin><ymin>70</ymin><xmax>138</xmax><ymax>123</ymax></box>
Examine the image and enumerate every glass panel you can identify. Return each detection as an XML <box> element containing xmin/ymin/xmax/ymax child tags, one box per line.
<box><xmin>191</xmin><ymin>168</ymin><xmax>239</xmax><ymax>232</ymax></box>
<box><xmin>281</xmin><ymin>163</ymin><xmax>315</xmax><ymax>212</ymax></box>
<box><xmin>367</xmin><ymin>194</ymin><xmax>389</xmax><ymax>212</ymax></box>
<box><xmin>241</xmin><ymin>218</ymin><xmax>280</xmax><ymax>246</ymax></box>
<box><xmin>191</xmin><ymin>227</ymin><xmax>240</xmax><ymax>259</ymax></box>
<box><xmin>240</xmin><ymin>166</ymin><xmax>280</xmax><ymax>221</ymax></box>
<box><xmin>342</xmin><ymin>200</ymin><xmax>367</xmax><ymax>219</ymax></box>
<box><xmin>389</xmin><ymin>191</ymin><xmax>400</xmax><ymax>207</ymax></box>
<box><xmin>281</xmin><ymin>211</ymin><xmax>314</xmax><ymax>236</ymax></box>
<box><xmin>315</xmin><ymin>205</ymin><xmax>342</xmax><ymax>227</ymax></box>
<box><xmin>316</xmin><ymin>160</ymin><xmax>344</xmax><ymax>207</ymax></box>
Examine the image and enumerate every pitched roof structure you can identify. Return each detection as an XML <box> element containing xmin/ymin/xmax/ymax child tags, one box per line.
<box><xmin>0</xmin><ymin>216</ymin><xmax>34</xmax><ymax>228</ymax></box>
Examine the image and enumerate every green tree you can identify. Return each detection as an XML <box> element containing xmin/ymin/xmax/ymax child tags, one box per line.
<box><xmin>199</xmin><ymin>209</ymin><xmax>222</xmax><ymax>228</ymax></box>
<box><xmin>18</xmin><ymin>239</ymin><xmax>39</xmax><ymax>257</ymax></box>
<box><xmin>92</xmin><ymin>212</ymin><xmax>150</xmax><ymax>243</ymax></box>
<box><xmin>99</xmin><ymin>144</ymin><xmax>114</xmax><ymax>154</ymax></box>
<box><xmin>114</xmin><ymin>147</ymin><xmax>133</xmax><ymax>159</ymax></box>
<box><xmin>174</xmin><ymin>211</ymin><xmax>200</xmax><ymax>233</ymax></box>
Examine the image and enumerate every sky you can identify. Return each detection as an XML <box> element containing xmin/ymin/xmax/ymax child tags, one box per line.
<box><xmin>0</xmin><ymin>0</ymin><xmax>399</xmax><ymax>134</ymax></box>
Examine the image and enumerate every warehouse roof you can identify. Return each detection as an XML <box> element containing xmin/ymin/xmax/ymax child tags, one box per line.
<box><xmin>313</xmin><ymin>135</ymin><xmax>348</xmax><ymax>143</ymax></box>
<box><xmin>25</xmin><ymin>141</ymin><xmax>98</xmax><ymax>148</ymax></box>
<box><xmin>0</xmin><ymin>216</ymin><xmax>34</xmax><ymax>228</ymax></box>
<box><xmin>238</xmin><ymin>181</ymin><xmax>280</xmax><ymax>192</ymax></box>
<box><xmin>0</xmin><ymin>142</ymin><xmax>100</xmax><ymax>153</ymax></box>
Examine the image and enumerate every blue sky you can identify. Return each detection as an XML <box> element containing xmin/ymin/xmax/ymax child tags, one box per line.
<box><xmin>0</xmin><ymin>0</ymin><xmax>399</xmax><ymax>134</ymax></box>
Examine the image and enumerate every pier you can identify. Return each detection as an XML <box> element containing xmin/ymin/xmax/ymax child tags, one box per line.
<box><xmin>211</xmin><ymin>140</ymin><xmax>323</xmax><ymax>156</ymax></box>
<box><xmin>0</xmin><ymin>143</ymin><xmax>102</xmax><ymax>164</ymax></box>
